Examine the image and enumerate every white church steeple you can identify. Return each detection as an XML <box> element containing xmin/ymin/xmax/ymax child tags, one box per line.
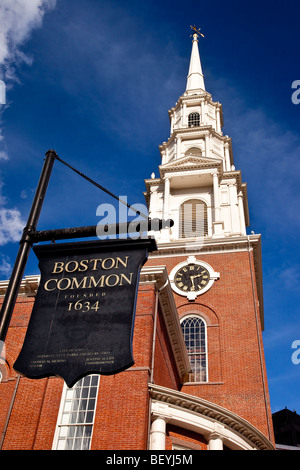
<box><xmin>186</xmin><ymin>33</ymin><xmax>205</xmax><ymax>92</ymax></box>
<box><xmin>144</xmin><ymin>32</ymin><xmax>249</xmax><ymax>244</ymax></box>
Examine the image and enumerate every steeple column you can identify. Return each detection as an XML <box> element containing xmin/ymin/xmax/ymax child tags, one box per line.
<box><xmin>212</xmin><ymin>172</ymin><xmax>224</xmax><ymax>237</ymax></box>
<box><xmin>224</xmin><ymin>143</ymin><xmax>231</xmax><ymax>171</ymax></box>
<box><xmin>213</xmin><ymin>172</ymin><xmax>220</xmax><ymax>221</ymax></box>
<box><xmin>170</xmin><ymin>112</ymin><xmax>174</xmax><ymax>134</ymax></box>
<box><xmin>160</xmin><ymin>176</ymin><xmax>171</xmax><ymax>241</ymax></box>
<box><xmin>216</xmin><ymin>107</ymin><xmax>221</xmax><ymax>133</ymax></box>
<box><xmin>176</xmin><ymin>136</ymin><xmax>182</xmax><ymax>159</ymax></box>
<box><xmin>163</xmin><ymin>176</ymin><xmax>170</xmax><ymax>219</ymax></box>
<box><xmin>201</xmin><ymin>100</ymin><xmax>205</xmax><ymax>124</ymax></box>
<box><xmin>182</xmin><ymin>103</ymin><xmax>187</xmax><ymax>127</ymax></box>
<box><xmin>238</xmin><ymin>191</ymin><xmax>246</xmax><ymax>234</ymax></box>
<box><xmin>205</xmin><ymin>134</ymin><xmax>210</xmax><ymax>158</ymax></box>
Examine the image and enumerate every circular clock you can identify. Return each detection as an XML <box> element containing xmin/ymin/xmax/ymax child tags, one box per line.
<box><xmin>169</xmin><ymin>257</ymin><xmax>220</xmax><ymax>300</ymax></box>
<box><xmin>174</xmin><ymin>264</ymin><xmax>210</xmax><ymax>293</ymax></box>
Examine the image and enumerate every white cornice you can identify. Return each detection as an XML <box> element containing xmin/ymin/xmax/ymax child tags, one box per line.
<box><xmin>150</xmin><ymin>233</ymin><xmax>261</xmax><ymax>255</ymax></box>
<box><xmin>0</xmin><ymin>275</ymin><xmax>40</xmax><ymax>298</ymax></box>
<box><xmin>149</xmin><ymin>383</ymin><xmax>274</xmax><ymax>450</ymax></box>
<box><xmin>170</xmin><ymin>125</ymin><xmax>218</xmax><ymax>138</ymax></box>
<box><xmin>168</xmin><ymin>91</ymin><xmax>213</xmax><ymax>114</ymax></box>
<box><xmin>159</xmin><ymin>155</ymin><xmax>223</xmax><ymax>177</ymax></box>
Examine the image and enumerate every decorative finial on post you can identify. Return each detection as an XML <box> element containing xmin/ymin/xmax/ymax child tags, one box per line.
<box><xmin>190</xmin><ymin>25</ymin><xmax>205</xmax><ymax>38</ymax></box>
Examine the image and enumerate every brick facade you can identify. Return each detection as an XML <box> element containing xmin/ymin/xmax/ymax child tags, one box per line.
<box><xmin>0</xmin><ymin>245</ymin><xmax>275</xmax><ymax>449</ymax></box>
<box><xmin>0</xmin><ymin>282</ymin><xmax>186</xmax><ymax>450</ymax></box>
<box><xmin>146</xmin><ymin>248</ymin><xmax>273</xmax><ymax>441</ymax></box>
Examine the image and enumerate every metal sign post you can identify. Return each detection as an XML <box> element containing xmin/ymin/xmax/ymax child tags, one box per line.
<box><xmin>0</xmin><ymin>150</ymin><xmax>57</xmax><ymax>356</ymax></box>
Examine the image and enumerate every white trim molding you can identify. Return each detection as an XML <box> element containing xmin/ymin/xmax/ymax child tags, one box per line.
<box><xmin>149</xmin><ymin>384</ymin><xmax>275</xmax><ymax>450</ymax></box>
<box><xmin>0</xmin><ymin>275</ymin><xmax>40</xmax><ymax>298</ymax></box>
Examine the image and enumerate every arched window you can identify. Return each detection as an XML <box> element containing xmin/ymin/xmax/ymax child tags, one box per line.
<box><xmin>179</xmin><ymin>199</ymin><xmax>208</xmax><ymax>239</ymax></box>
<box><xmin>188</xmin><ymin>112</ymin><xmax>200</xmax><ymax>127</ymax></box>
<box><xmin>180</xmin><ymin>315</ymin><xmax>207</xmax><ymax>382</ymax></box>
<box><xmin>185</xmin><ymin>146</ymin><xmax>202</xmax><ymax>157</ymax></box>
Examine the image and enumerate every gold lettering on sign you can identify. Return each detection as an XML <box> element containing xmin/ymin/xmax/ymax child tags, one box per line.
<box><xmin>51</xmin><ymin>256</ymin><xmax>129</xmax><ymax>274</ymax></box>
<box><xmin>44</xmin><ymin>273</ymin><xmax>133</xmax><ymax>291</ymax></box>
<box><xmin>45</xmin><ymin>255</ymin><xmax>133</xmax><ymax>297</ymax></box>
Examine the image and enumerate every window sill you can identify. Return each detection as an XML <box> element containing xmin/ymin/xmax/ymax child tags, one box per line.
<box><xmin>182</xmin><ymin>381</ymin><xmax>224</xmax><ymax>385</ymax></box>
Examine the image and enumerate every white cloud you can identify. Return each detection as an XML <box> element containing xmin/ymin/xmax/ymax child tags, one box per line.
<box><xmin>0</xmin><ymin>0</ymin><xmax>56</xmax><ymax>69</ymax></box>
<box><xmin>0</xmin><ymin>0</ymin><xmax>57</xmax><ymax>160</ymax></box>
<box><xmin>0</xmin><ymin>207</ymin><xmax>24</xmax><ymax>246</ymax></box>
<box><xmin>0</xmin><ymin>151</ymin><xmax>8</xmax><ymax>161</ymax></box>
<box><xmin>0</xmin><ymin>0</ymin><xmax>55</xmax><ymax>248</ymax></box>
<box><xmin>0</xmin><ymin>181</ymin><xmax>24</xmax><ymax>246</ymax></box>
<box><xmin>0</xmin><ymin>254</ymin><xmax>12</xmax><ymax>277</ymax></box>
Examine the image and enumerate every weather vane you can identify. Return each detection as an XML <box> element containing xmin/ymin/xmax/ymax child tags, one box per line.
<box><xmin>190</xmin><ymin>25</ymin><xmax>205</xmax><ymax>38</ymax></box>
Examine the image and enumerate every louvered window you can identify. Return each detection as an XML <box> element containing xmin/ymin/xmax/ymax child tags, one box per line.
<box><xmin>179</xmin><ymin>199</ymin><xmax>208</xmax><ymax>239</ymax></box>
<box><xmin>188</xmin><ymin>112</ymin><xmax>200</xmax><ymax>127</ymax></box>
<box><xmin>181</xmin><ymin>315</ymin><xmax>207</xmax><ymax>382</ymax></box>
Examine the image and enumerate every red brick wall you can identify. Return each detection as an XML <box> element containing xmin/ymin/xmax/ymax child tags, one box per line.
<box><xmin>166</xmin><ymin>424</ymin><xmax>207</xmax><ymax>450</ymax></box>
<box><xmin>91</xmin><ymin>284</ymin><xmax>182</xmax><ymax>450</ymax></box>
<box><xmin>92</xmin><ymin>370</ymin><xmax>150</xmax><ymax>450</ymax></box>
<box><xmin>0</xmin><ymin>295</ymin><xmax>65</xmax><ymax>450</ymax></box>
<box><xmin>0</xmin><ymin>282</ymin><xmax>183</xmax><ymax>450</ymax></box>
<box><xmin>1</xmin><ymin>377</ymin><xmax>63</xmax><ymax>450</ymax></box>
<box><xmin>0</xmin><ymin>246</ymin><xmax>274</xmax><ymax>448</ymax></box>
<box><xmin>146</xmin><ymin>250</ymin><xmax>274</xmax><ymax>443</ymax></box>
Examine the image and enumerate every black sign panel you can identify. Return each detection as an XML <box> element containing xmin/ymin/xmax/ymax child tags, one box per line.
<box><xmin>14</xmin><ymin>238</ymin><xmax>156</xmax><ymax>387</ymax></box>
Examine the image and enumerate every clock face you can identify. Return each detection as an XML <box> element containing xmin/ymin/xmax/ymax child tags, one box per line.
<box><xmin>174</xmin><ymin>264</ymin><xmax>210</xmax><ymax>293</ymax></box>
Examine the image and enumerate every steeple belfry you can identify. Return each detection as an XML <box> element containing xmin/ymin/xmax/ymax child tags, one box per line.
<box><xmin>186</xmin><ymin>33</ymin><xmax>205</xmax><ymax>92</ymax></box>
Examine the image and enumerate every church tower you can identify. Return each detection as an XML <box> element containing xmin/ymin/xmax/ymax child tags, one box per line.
<box><xmin>145</xmin><ymin>32</ymin><xmax>248</xmax><ymax>243</ymax></box>
<box><xmin>145</xmin><ymin>32</ymin><xmax>274</xmax><ymax>445</ymax></box>
<box><xmin>0</xmin><ymin>31</ymin><xmax>275</xmax><ymax>452</ymax></box>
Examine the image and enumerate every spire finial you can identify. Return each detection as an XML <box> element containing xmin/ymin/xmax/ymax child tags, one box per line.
<box><xmin>190</xmin><ymin>25</ymin><xmax>205</xmax><ymax>38</ymax></box>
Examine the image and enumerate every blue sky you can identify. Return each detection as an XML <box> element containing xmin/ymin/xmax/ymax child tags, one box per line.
<box><xmin>0</xmin><ymin>0</ymin><xmax>299</xmax><ymax>415</ymax></box>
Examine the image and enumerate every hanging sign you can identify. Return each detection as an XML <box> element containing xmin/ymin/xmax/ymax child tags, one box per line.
<box><xmin>14</xmin><ymin>237</ymin><xmax>156</xmax><ymax>387</ymax></box>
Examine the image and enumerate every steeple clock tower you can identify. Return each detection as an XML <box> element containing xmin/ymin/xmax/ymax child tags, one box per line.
<box><xmin>144</xmin><ymin>32</ymin><xmax>274</xmax><ymax>446</ymax></box>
